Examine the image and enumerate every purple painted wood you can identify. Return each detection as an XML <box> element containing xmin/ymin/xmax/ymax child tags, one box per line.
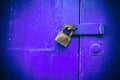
<box><xmin>8</xmin><ymin>0</ymin><xmax>79</xmax><ymax>80</ymax></box>
<box><xmin>80</xmin><ymin>0</ymin><xmax>111</xmax><ymax>80</ymax></box>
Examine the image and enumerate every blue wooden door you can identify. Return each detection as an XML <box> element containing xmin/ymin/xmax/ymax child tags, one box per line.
<box><xmin>1</xmin><ymin>0</ymin><xmax>117</xmax><ymax>80</ymax></box>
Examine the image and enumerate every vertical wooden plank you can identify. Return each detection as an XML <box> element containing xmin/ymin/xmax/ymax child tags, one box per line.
<box><xmin>50</xmin><ymin>0</ymin><xmax>79</xmax><ymax>79</ymax></box>
<box><xmin>80</xmin><ymin>0</ymin><xmax>110</xmax><ymax>80</ymax></box>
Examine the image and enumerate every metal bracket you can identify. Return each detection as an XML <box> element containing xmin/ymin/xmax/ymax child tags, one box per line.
<box><xmin>72</xmin><ymin>23</ymin><xmax>104</xmax><ymax>35</ymax></box>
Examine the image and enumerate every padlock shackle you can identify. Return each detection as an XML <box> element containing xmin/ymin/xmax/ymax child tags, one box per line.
<box><xmin>62</xmin><ymin>25</ymin><xmax>74</xmax><ymax>37</ymax></box>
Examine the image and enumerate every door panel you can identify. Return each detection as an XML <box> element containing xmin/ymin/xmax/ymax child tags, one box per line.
<box><xmin>7</xmin><ymin>0</ymin><xmax>79</xmax><ymax>80</ymax></box>
<box><xmin>80</xmin><ymin>0</ymin><xmax>112</xmax><ymax>80</ymax></box>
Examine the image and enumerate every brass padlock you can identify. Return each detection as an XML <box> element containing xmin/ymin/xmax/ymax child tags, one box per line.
<box><xmin>55</xmin><ymin>25</ymin><xmax>74</xmax><ymax>47</ymax></box>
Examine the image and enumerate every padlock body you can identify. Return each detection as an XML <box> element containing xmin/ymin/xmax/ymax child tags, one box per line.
<box><xmin>55</xmin><ymin>31</ymin><xmax>71</xmax><ymax>47</ymax></box>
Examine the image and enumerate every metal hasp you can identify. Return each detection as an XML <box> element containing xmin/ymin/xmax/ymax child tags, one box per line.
<box><xmin>73</xmin><ymin>23</ymin><xmax>104</xmax><ymax>35</ymax></box>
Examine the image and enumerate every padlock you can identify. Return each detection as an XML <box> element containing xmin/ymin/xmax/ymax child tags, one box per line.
<box><xmin>55</xmin><ymin>25</ymin><xmax>74</xmax><ymax>47</ymax></box>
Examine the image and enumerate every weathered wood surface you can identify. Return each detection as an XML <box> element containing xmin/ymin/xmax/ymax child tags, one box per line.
<box><xmin>6</xmin><ymin>0</ymin><xmax>79</xmax><ymax>80</ymax></box>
